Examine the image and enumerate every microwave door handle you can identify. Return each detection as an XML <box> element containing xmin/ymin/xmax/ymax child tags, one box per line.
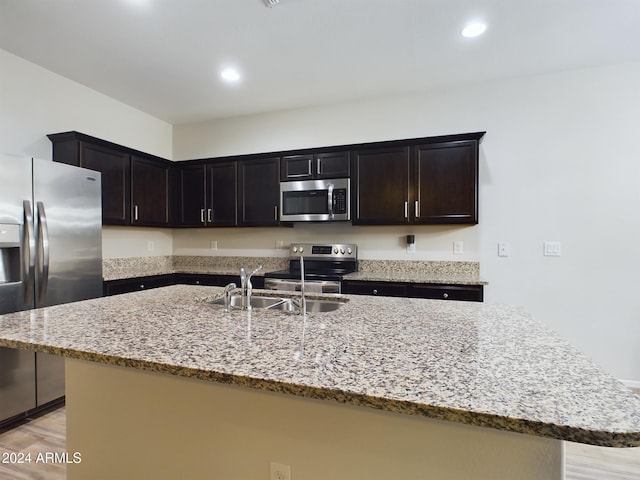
<box><xmin>327</xmin><ymin>183</ymin><xmax>334</xmax><ymax>218</ymax></box>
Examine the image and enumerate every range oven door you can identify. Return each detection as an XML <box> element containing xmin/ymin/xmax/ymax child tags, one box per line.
<box><xmin>280</xmin><ymin>178</ymin><xmax>350</xmax><ymax>222</ymax></box>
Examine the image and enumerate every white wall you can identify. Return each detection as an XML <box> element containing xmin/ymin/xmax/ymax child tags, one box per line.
<box><xmin>0</xmin><ymin>48</ymin><xmax>174</xmax><ymax>258</ymax></box>
<box><xmin>174</xmin><ymin>62</ymin><xmax>640</xmax><ymax>381</ymax></box>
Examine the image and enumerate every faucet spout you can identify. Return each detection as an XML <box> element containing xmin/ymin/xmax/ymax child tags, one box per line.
<box><xmin>297</xmin><ymin>255</ymin><xmax>306</xmax><ymax>316</ymax></box>
<box><xmin>239</xmin><ymin>265</ymin><xmax>263</xmax><ymax>311</ymax></box>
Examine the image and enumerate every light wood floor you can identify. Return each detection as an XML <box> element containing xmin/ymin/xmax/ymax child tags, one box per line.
<box><xmin>2</xmin><ymin>406</ymin><xmax>640</xmax><ymax>479</ymax></box>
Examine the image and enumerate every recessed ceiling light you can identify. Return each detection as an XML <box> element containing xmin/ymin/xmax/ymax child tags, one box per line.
<box><xmin>220</xmin><ymin>68</ymin><xmax>241</xmax><ymax>83</ymax></box>
<box><xmin>461</xmin><ymin>23</ymin><xmax>487</xmax><ymax>38</ymax></box>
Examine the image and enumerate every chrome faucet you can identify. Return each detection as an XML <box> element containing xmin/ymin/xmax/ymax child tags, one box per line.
<box><xmin>239</xmin><ymin>265</ymin><xmax>262</xmax><ymax>311</ymax></box>
<box><xmin>222</xmin><ymin>282</ymin><xmax>237</xmax><ymax>313</ymax></box>
<box><xmin>292</xmin><ymin>255</ymin><xmax>306</xmax><ymax>316</ymax></box>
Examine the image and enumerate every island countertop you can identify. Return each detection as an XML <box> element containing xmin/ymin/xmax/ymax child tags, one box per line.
<box><xmin>0</xmin><ymin>284</ymin><xmax>639</xmax><ymax>447</ymax></box>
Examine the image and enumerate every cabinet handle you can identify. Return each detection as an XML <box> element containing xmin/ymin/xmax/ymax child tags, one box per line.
<box><xmin>372</xmin><ymin>289</ymin><xmax>378</xmax><ymax>295</ymax></box>
<box><xmin>404</xmin><ymin>201</ymin><xmax>408</xmax><ymax>219</ymax></box>
<box><xmin>139</xmin><ymin>284</ymin><xmax>145</xmax><ymax>289</ymax></box>
<box><xmin>317</xmin><ymin>158</ymin><xmax>322</xmax><ymax>175</ymax></box>
<box><xmin>274</xmin><ymin>205</ymin><xmax>278</xmax><ymax>221</ymax></box>
<box><xmin>415</xmin><ymin>200</ymin><xmax>420</xmax><ymax>218</ymax></box>
<box><xmin>200</xmin><ymin>208</ymin><xmax>205</xmax><ymax>223</ymax></box>
<box><xmin>207</xmin><ymin>209</ymin><xmax>212</xmax><ymax>223</ymax></box>
<box><xmin>134</xmin><ymin>205</ymin><xmax>139</xmax><ymax>221</ymax></box>
<box><xmin>308</xmin><ymin>158</ymin><xmax>313</xmax><ymax>176</ymax></box>
<box><xmin>443</xmin><ymin>293</ymin><xmax>449</xmax><ymax>299</ymax></box>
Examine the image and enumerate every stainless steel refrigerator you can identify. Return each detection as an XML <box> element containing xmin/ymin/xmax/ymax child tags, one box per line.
<box><xmin>0</xmin><ymin>153</ymin><xmax>102</xmax><ymax>424</ymax></box>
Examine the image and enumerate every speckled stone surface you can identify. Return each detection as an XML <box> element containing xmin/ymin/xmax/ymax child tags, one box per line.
<box><xmin>346</xmin><ymin>260</ymin><xmax>487</xmax><ymax>285</ymax></box>
<box><xmin>102</xmin><ymin>256</ymin><xmax>174</xmax><ymax>280</ymax></box>
<box><xmin>1</xmin><ymin>285</ymin><xmax>639</xmax><ymax>447</ymax></box>
<box><xmin>103</xmin><ymin>256</ymin><xmax>485</xmax><ymax>286</ymax></box>
<box><xmin>102</xmin><ymin>255</ymin><xmax>288</xmax><ymax>280</ymax></box>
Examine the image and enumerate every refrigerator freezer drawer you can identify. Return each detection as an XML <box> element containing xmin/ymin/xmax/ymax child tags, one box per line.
<box><xmin>0</xmin><ymin>347</ymin><xmax>36</xmax><ymax>422</ymax></box>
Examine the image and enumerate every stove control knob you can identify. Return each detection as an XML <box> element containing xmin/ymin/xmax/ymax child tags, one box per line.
<box><xmin>340</xmin><ymin>248</ymin><xmax>345</xmax><ymax>254</ymax></box>
<box><xmin>334</xmin><ymin>248</ymin><xmax>339</xmax><ymax>254</ymax></box>
<box><xmin>299</xmin><ymin>247</ymin><xmax>304</xmax><ymax>253</ymax></box>
<box><xmin>347</xmin><ymin>248</ymin><xmax>352</xmax><ymax>255</ymax></box>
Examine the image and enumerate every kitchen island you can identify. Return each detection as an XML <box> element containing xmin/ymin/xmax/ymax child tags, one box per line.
<box><xmin>1</xmin><ymin>285</ymin><xmax>639</xmax><ymax>479</ymax></box>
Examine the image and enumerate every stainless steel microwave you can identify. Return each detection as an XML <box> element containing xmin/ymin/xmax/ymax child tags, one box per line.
<box><xmin>280</xmin><ymin>178</ymin><xmax>350</xmax><ymax>222</ymax></box>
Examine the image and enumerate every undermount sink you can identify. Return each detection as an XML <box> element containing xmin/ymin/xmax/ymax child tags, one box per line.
<box><xmin>209</xmin><ymin>295</ymin><xmax>345</xmax><ymax>313</ymax></box>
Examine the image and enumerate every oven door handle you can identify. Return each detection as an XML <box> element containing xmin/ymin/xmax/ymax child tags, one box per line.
<box><xmin>327</xmin><ymin>183</ymin><xmax>334</xmax><ymax>219</ymax></box>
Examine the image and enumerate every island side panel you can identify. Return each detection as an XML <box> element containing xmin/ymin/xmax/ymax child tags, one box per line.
<box><xmin>65</xmin><ymin>358</ymin><xmax>564</xmax><ymax>480</ymax></box>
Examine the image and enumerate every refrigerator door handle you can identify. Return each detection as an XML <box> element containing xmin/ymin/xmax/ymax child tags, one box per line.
<box><xmin>22</xmin><ymin>200</ymin><xmax>36</xmax><ymax>306</ymax></box>
<box><xmin>36</xmin><ymin>202</ymin><xmax>50</xmax><ymax>303</ymax></box>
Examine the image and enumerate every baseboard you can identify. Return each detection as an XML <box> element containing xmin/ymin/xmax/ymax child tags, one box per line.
<box><xmin>620</xmin><ymin>379</ymin><xmax>640</xmax><ymax>393</ymax></box>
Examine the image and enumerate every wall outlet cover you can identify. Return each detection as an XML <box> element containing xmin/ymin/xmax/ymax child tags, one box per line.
<box><xmin>453</xmin><ymin>241</ymin><xmax>464</xmax><ymax>255</ymax></box>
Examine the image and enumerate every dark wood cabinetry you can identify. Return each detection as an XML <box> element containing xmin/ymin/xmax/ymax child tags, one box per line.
<box><xmin>79</xmin><ymin>142</ymin><xmax>131</xmax><ymax>224</ymax></box>
<box><xmin>48</xmin><ymin>132</ymin><xmax>171</xmax><ymax>227</ymax></box>
<box><xmin>207</xmin><ymin>161</ymin><xmax>237</xmax><ymax>226</ymax></box>
<box><xmin>238</xmin><ymin>157</ymin><xmax>281</xmax><ymax>226</ymax></box>
<box><xmin>104</xmin><ymin>273</ymin><xmax>265</xmax><ymax>296</ymax></box>
<box><xmin>131</xmin><ymin>156</ymin><xmax>170</xmax><ymax>226</ymax></box>
<box><xmin>352</xmin><ymin>146</ymin><xmax>410</xmax><ymax>224</ymax></box>
<box><xmin>413</xmin><ymin>140</ymin><xmax>478</xmax><ymax>224</ymax></box>
<box><xmin>174</xmin><ymin>161</ymin><xmax>237</xmax><ymax>227</ymax></box>
<box><xmin>352</xmin><ymin>133</ymin><xmax>483</xmax><ymax>225</ymax></box>
<box><xmin>342</xmin><ymin>280</ymin><xmax>483</xmax><ymax>302</ymax></box>
<box><xmin>103</xmin><ymin>274</ymin><xmax>175</xmax><ymax>296</ymax></box>
<box><xmin>281</xmin><ymin>151</ymin><xmax>349</xmax><ymax>181</ymax></box>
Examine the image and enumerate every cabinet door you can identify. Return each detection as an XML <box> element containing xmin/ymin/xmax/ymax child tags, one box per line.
<box><xmin>281</xmin><ymin>154</ymin><xmax>314</xmax><ymax>181</ymax></box>
<box><xmin>207</xmin><ymin>161</ymin><xmax>237</xmax><ymax>226</ymax></box>
<box><xmin>413</xmin><ymin>141</ymin><xmax>478</xmax><ymax>224</ymax></box>
<box><xmin>238</xmin><ymin>157</ymin><xmax>281</xmax><ymax>226</ymax></box>
<box><xmin>176</xmin><ymin>164</ymin><xmax>206</xmax><ymax>226</ymax></box>
<box><xmin>131</xmin><ymin>156</ymin><xmax>170</xmax><ymax>226</ymax></box>
<box><xmin>315</xmin><ymin>151</ymin><xmax>349</xmax><ymax>178</ymax></box>
<box><xmin>80</xmin><ymin>142</ymin><xmax>131</xmax><ymax>225</ymax></box>
<box><xmin>352</xmin><ymin>147</ymin><xmax>410</xmax><ymax>224</ymax></box>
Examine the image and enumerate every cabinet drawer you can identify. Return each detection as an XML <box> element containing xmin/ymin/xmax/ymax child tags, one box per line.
<box><xmin>103</xmin><ymin>274</ymin><xmax>175</xmax><ymax>296</ymax></box>
<box><xmin>342</xmin><ymin>281</ymin><xmax>408</xmax><ymax>297</ymax></box>
<box><xmin>409</xmin><ymin>284</ymin><xmax>483</xmax><ymax>302</ymax></box>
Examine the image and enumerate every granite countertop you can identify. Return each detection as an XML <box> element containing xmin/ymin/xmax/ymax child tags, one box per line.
<box><xmin>0</xmin><ymin>285</ymin><xmax>638</xmax><ymax>447</ymax></box>
<box><xmin>102</xmin><ymin>256</ymin><xmax>487</xmax><ymax>286</ymax></box>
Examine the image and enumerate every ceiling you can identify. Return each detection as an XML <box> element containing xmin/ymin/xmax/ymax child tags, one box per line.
<box><xmin>1</xmin><ymin>0</ymin><xmax>639</xmax><ymax>125</ymax></box>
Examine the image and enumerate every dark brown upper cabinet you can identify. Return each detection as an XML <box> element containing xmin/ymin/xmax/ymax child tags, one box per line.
<box><xmin>352</xmin><ymin>132</ymin><xmax>483</xmax><ymax>225</ymax></box>
<box><xmin>48</xmin><ymin>131</ymin><xmax>171</xmax><ymax>227</ymax></box>
<box><xmin>238</xmin><ymin>157</ymin><xmax>281</xmax><ymax>226</ymax></box>
<box><xmin>174</xmin><ymin>161</ymin><xmax>237</xmax><ymax>227</ymax></box>
<box><xmin>352</xmin><ymin>146</ymin><xmax>411</xmax><ymax>224</ymax></box>
<box><xmin>412</xmin><ymin>140</ymin><xmax>478</xmax><ymax>224</ymax></box>
<box><xmin>174</xmin><ymin>163</ymin><xmax>206</xmax><ymax>227</ymax></box>
<box><xmin>131</xmin><ymin>156</ymin><xmax>170</xmax><ymax>226</ymax></box>
<box><xmin>281</xmin><ymin>151</ymin><xmax>349</xmax><ymax>181</ymax></box>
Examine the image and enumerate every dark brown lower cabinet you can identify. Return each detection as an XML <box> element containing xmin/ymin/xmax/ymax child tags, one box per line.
<box><xmin>342</xmin><ymin>280</ymin><xmax>483</xmax><ymax>302</ymax></box>
<box><xmin>103</xmin><ymin>274</ymin><xmax>264</xmax><ymax>296</ymax></box>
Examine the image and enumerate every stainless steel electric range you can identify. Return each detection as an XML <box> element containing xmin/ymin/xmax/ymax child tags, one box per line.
<box><xmin>264</xmin><ymin>243</ymin><xmax>357</xmax><ymax>294</ymax></box>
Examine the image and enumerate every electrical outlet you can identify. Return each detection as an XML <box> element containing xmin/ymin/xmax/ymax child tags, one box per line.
<box><xmin>406</xmin><ymin>243</ymin><xmax>416</xmax><ymax>254</ymax></box>
<box><xmin>497</xmin><ymin>242</ymin><xmax>510</xmax><ymax>257</ymax></box>
<box><xmin>275</xmin><ymin>240</ymin><xmax>284</xmax><ymax>249</ymax></box>
<box><xmin>270</xmin><ymin>462</ymin><xmax>291</xmax><ymax>480</ymax></box>
<box><xmin>210</xmin><ymin>240</ymin><xmax>218</xmax><ymax>251</ymax></box>
<box><xmin>453</xmin><ymin>241</ymin><xmax>463</xmax><ymax>255</ymax></box>
<box><xmin>147</xmin><ymin>240</ymin><xmax>154</xmax><ymax>252</ymax></box>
